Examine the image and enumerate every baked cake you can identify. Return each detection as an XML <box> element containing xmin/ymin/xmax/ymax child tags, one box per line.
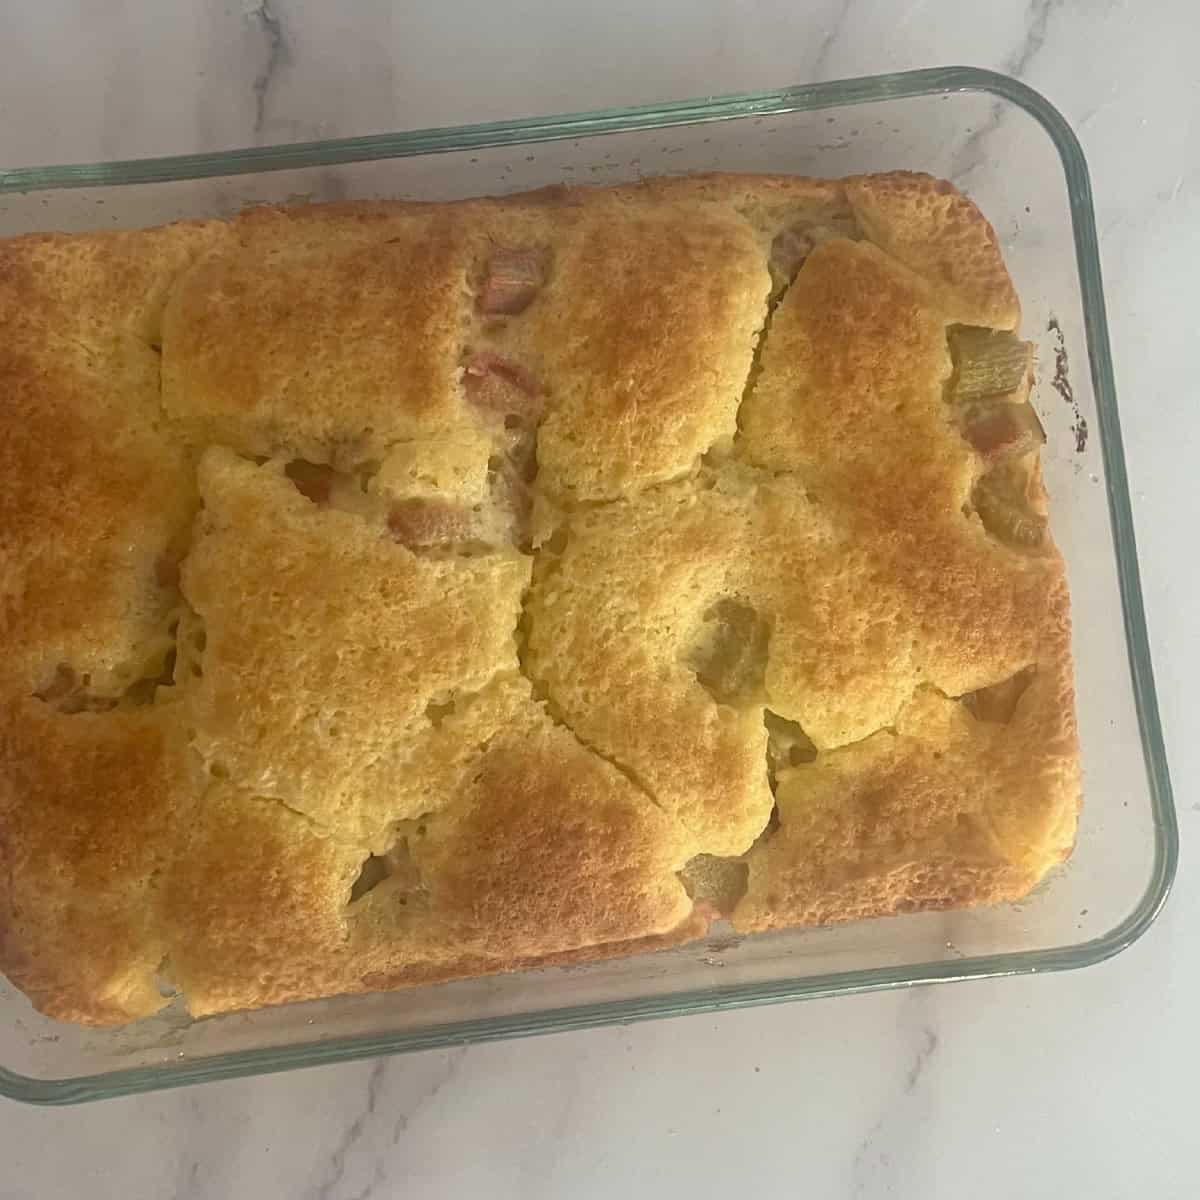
<box><xmin>0</xmin><ymin>173</ymin><xmax>1080</xmax><ymax>1026</ymax></box>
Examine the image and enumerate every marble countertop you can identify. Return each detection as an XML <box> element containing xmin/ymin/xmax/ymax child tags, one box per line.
<box><xmin>1</xmin><ymin>2</ymin><xmax>1196</xmax><ymax>1196</ymax></box>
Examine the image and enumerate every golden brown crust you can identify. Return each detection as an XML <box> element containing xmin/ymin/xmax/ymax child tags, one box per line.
<box><xmin>737</xmin><ymin>236</ymin><xmax>959</xmax><ymax>500</ymax></box>
<box><xmin>735</xmin><ymin>665</ymin><xmax>1079</xmax><ymax>932</ymax></box>
<box><xmin>0</xmin><ymin>172</ymin><xmax>1079</xmax><ymax>1026</ymax></box>
<box><xmin>402</xmin><ymin>699</ymin><xmax>694</xmax><ymax>958</ymax></box>
<box><xmin>180</xmin><ymin>448</ymin><xmax>530</xmax><ymax>848</ymax></box>
<box><xmin>167</xmin><ymin>679</ymin><xmax>694</xmax><ymax>1017</ymax></box>
<box><xmin>844</xmin><ymin>172</ymin><xmax>1020</xmax><ymax>328</ymax></box>
<box><xmin>497</xmin><ymin>204</ymin><xmax>769</xmax><ymax>501</ymax></box>
<box><xmin>0</xmin><ymin>223</ymin><xmax>223</xmax><ymax>697</ymax></box>
<box><xmin>160</xmin><ymin>785</ymin><xmax>364</xmax><ymax>1018</ymax></box>
<box><xmin>162</xmin><ymin>209</ymin><xmax>472</xmax><ymax>465</ymax></box>
<box><xmin>523</xmin><ymin>469</ymin><xmax>779</xmax><ymax>858</ymax></box>
<box><xmin>0</xmin><ymin>701</ymin><xmax>193</xmax><ymax>1024</ymax></box>
<box><xmin>736</xmin><ymin>235</ymin><xmax>1064</xmax><ymax>744</ymax></box>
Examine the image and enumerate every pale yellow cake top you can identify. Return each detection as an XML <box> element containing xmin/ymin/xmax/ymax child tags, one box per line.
<box><xmin>0</xmin><ymin>173</ymin><xmax>1077</xmax><ymax>1025</ymax></box>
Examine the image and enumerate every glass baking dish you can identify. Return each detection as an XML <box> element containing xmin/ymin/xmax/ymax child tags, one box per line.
<box><xmin>0</xmin><ymin>65</ymin><xmax>1177</xmax><ymax>1105</ymax></box>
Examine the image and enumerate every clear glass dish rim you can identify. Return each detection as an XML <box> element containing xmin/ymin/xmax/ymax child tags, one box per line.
<box><xmin>0</xmin><ymin>64</ymin><xmax>1177</xmax><ymax>1105</ymax></box>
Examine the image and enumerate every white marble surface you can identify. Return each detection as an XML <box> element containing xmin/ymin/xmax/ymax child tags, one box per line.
<box><xmin>1</xmin><ymin>1</ymin><xmax>1197</xmax><ymax>1196</ymax></box>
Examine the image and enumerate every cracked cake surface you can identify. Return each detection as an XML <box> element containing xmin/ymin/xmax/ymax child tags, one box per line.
<box><xmin>0</xmin><ymin>173</ymin><xmax>1080</xmax><ymax>1026</ymax></box>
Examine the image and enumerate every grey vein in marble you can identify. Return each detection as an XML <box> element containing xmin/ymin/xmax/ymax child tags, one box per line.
<box><xmin>1007</xmin><ymin>0</ymin><xmax>1059</xmax><ymax>79</ymax></box>
<box><xmin>952</xmin><ymin>0</ymin><xmax>1060</xmax><ymax>183</ymax></box>
<box><xmin>902</xmin><ymin>1026</ymin><xmax>939</xmax><ymax>1093</ymax></box>
<box><xmin>809</xmin><ymin>0</ymin><xmax>857</xmax><ymax>83</ymax></box>
<box><xmin>313</xmin><ymin>1048</ymin><xmax>467</xmax><ymax>1200</ymax></box>
<box><xmin>247</xmin><ymin>0</ymin><xmax>290</xmax><ymax>139</ymax></box>
<box><xmin>848</xmin><ymin>1003</ymin><xmax>941</xmax><ymax>1198</ymax></box>
<box><xmin>389</xmin><ymin>1049</ymin><xmax>466</xmax><ymax>1147</ymax></box>
<box><xmin>313</xmin><ymin>1059</ymin><xmax>389</xmax><ymax>1200</ymax></box>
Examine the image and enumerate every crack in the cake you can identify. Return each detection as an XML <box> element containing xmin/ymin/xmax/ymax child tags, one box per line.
<box><xmin>247</xmin><ymin>791</ymin><xmax>344</xmax><ymax>841</ymax></box>
<box><xmin>60</xmin><ymin>333</ymin><xmax>105</xmax><ymax>364</ymax></box>
<box><xmin>32</xmin><ymin>599</ymin><xmax>189</xmax><ymax>715</ymax></box>
<box><xmin>192</xmin><ymin>766</ymin><xmax>363</xmax><ymax>848</ymax></box>
<box><xmin>764</xmin><ymin>707</ymin><xmax>817</xmax><ymax>792</ymax></box>
<box><xmin>729</xmin><ymin>245</ymin><xmax>804</xmax><ymax>445</ymax></box>
<box><xmin>731</xmin><ymin>239</ymin><xmax>931</xmax><ymax>474</ymax></box>
<box><xmin>733</xmin><ymin>314</ymin><xmax>774</xmax><ymax>437</ymax></box>
<box><xmin>540</xmin><ymin>456</ymin><xmax>711</xmax><ymax>519</ymax></box>
<box><xmin>512</xmin><ymin>581</ymin><xmax>674</xmax><ymax>823</ymax></box>
<box><xmin>421</xmin><ymin>668</ymin><xmax>524</xmax><ymax>729</ymax></box>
